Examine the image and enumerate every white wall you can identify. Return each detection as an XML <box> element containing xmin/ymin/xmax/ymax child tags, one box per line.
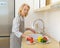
<box><xmin>47</xmin><ymin>10</ymin><xmax>60</xmax><ymax>42</ymax></box>
<box><xmin>40</xmin><ymin>0</ymin><xmax>60</xmax><ymax>42</ymax></box>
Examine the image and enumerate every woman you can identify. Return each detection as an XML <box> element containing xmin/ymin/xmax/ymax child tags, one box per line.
<box><xmin>10</xmin><ymin>4</ymin><xmax>36</xmax><ymax>48</ymax></box>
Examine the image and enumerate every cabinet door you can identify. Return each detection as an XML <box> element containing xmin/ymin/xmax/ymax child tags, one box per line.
<box><xmin>40</xmin><ymin>0</ymin><xmax>46</xmax><ymax>8</ymax></box>
<box><xmin>46</xmin><ymin>0</ymin><xmax>50</xmax><ymax>5</ymax></box>
<box><xmin>33</xmin><ymin>0</ymin><xmax>40</xmax><ymax>10</ymax></box>
<box><xmin>33</xmin><ymin>0</ymin><xmax>47</xmax><ymax>9</ymax></box>
<box><xmin>0</xmin><ymin>37</ymin><xmax>10</xmax><ymax>48</ymax></box>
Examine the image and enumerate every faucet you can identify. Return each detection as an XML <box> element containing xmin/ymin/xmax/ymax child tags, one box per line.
<box><xmin>33</xmin><ymin>19</ymin><xmax>45</xmax><ymax>35</ymax></box>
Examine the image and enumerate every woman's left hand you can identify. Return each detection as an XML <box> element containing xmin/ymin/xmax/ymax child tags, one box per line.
<box><xmin>25</xmin><ymin>28</ymin><xmax>36</xmax><ymax>34</ymax></box>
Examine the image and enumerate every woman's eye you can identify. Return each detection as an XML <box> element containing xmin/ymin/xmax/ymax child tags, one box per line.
<box><xmin>24</xmin><ymin>9</ymin><xmax>28</xmax><ymax>11</ymax></box>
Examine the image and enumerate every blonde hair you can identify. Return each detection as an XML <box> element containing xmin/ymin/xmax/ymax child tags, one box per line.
<box><xmin>18</xmin><ymin>4</ymin><xmax>30</xmax><ymax>16</ymax></box>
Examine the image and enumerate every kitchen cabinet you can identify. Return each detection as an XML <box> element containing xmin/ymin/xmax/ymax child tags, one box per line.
<box><xmin>33</xmin><ymin>0</ymin><xmax>60</xmax><ymax>10</ymax></box>
<box><xmin>51</xmin><ymin>0</ymin><xmax>60</xmax><ymax>4</ymax></box>
<box><xmin>33</xmin><ymin>0</ymin><xmax>40</xmax><ymax>10</ymax></box>
<box><xmin>46</xmin><ymin>0</ymin><xmax>50</xmax><ymax>5</ymax></box>
<box><xmin>0</xmin><ymin>37</ymin><xmax>10</xmax><ymax>48</ymax></box>
<box><xmin>33</xmin><ymin>0</ymin><xmax>51</xmax><ymax>10</ymax></box>
<box><xmin>21</xmin><ymin>31</ymin><xmax>59</xmax><ymax>48</ymax></box>
<box><xmin>33</xmin><ymin>0</ymin><xmax>46</xmax><ymax>9</ymax></box>
<box><xmin>34</xmin><ymin>1</ymin><xmax>60</xmax><ymax>12</ymax></box>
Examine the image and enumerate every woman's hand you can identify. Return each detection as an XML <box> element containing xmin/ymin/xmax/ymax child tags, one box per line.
<box><xmin>21</xmin><ymin>33</ymin><xmax>33</xmax><ymax>40</ymax></box>
<box><xmin>21</xmin><ymin>34</ymin><xmax>26</xmax><ymax>38</ymax></box>
<box><xmin>25</xmin><ymin>28</ymin><xmax>36</xmax><ymax>34</ymax></box>
<box><xmin>21</xmin><ymin>34</ymin><xmax>31</xmax><ymax>39</ymax></box>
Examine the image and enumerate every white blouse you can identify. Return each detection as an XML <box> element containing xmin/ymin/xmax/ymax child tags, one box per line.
<box><xmin>12</xmin><ymin>15</ymin><xmax>24</xmax><ymax>38</ymax></box>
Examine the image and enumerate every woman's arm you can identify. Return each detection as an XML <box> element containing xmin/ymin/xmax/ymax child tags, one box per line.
<box><xmin>25</xmin><ymin>28</ymin><xmax>36</xmax><ymax>33</ymax></box>
<box><xmin>12</xmin><ymin>16</ymin><xmax>23</xmax><ymax>38</ymax></box>
<box><xmin>12</xmin><ymin>16</ymin><xmax>31</xmax><ymax>39</ymax></box>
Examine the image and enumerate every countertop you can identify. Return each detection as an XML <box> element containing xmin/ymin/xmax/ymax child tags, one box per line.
<box><xmin>21</xmin><ymin>30</ymin><xmax>59</xmax><ymax>48</ymax></box>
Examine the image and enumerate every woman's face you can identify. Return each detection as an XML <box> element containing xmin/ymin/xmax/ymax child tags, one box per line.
<box><xmin>21</xmin><ymin>5</ymin><xmax>29</xmax><ymax>16</ymax></box>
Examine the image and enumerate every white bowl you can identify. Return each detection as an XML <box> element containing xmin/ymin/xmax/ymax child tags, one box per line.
<box><xmin>28</xmin><ymin>34</ymin><xmax>43</xmax><ymax>40</ymax></box>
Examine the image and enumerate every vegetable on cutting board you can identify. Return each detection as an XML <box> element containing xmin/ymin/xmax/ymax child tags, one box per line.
<box><xmin>26</xmin><ymin>37</ymin><xmax>34</xmax><ymax>43</ymax></box>
<box><xmin>37</xmin><ymin>36</ymin><xmax>43</xmax><ymax>42</ymax></box>
<box><xmin>37</xmin><ymin>36</ymin><xmax>48</xmax><ymax>43</ymax></box>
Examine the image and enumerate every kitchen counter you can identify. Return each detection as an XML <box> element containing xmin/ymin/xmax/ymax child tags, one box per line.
<box><xmin>21</xmin><ymin>31</ymin><xmax>59</xmax><ymax>48</ymax></box>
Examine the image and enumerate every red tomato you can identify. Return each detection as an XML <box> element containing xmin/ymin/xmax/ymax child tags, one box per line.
<box><xmin>27</xmin><ymin>37</ymin><xmax>34</xmax><ymax>43</ymax></box>
<box><xmin>31</xmin><ymin>37</ymin><xmax>33</xmax><ymax>40</ymax></box>
<box><xmin>27</xmin><ymin>37</ymin><xmax>33</xmax><ymax>41</ymax></box>
<box><xmin>30</xmin><ymin>39</ymin><xmax>34</xmax><ymax>43</ymax></box>
<box><xmin>27</xmin><ymin>37</ymin><xmax>31</xmax><ymax>41</ymax></box>
<box><xmin>43</xmin><ymin>37</ymin><xmax>48</xmax><ymax>41</ymax></box>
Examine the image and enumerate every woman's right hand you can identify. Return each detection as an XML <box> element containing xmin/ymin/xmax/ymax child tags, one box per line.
<box><xmin>25</xmin><ymin>28</ymin><xmax>36</xmax><ymax>34</ymax></box>
<box><xmin>21</xmin><ymin>34</ymin><xmax>33</xmax><ymax>40</ymax></box>
<box><xmin>21</xmin><ymin>34</ymin><xmax>31</xmax><ymax>39</ymax></box>
<box><xmin>21</xmin><ymin>34</ymin><xmax>26</xmax><ymax>38</ymax></box>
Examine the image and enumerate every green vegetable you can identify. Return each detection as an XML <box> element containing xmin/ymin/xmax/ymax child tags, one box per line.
<box><xmin>41</xmin><ymin>39</ymin><xmax>47</xmax><ymax>43</ymax></box>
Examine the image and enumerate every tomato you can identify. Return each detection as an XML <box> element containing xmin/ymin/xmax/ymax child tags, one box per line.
<box><xmin>30</xmin><ymin>39</ymin><xmax>34</xmax><ymax>43</ymax></box>
<box><xmin>27</xmin><ymin>37</ymin><xmax>34</xmax><ymax>43</ymax></box>
<box><xmin>31</xmin><ymin>37</ymin><xmax>33</xmax><ymax>40</ymax></box>
<box><xmin>43</xmin><ymin>36</ymin><xmax>48</xmax><ymax>41</ymax></box>
<box><xmin>41</xmin><ymin>39</ymin><xmax>47</xmax><ymax>43</ymax></box>
<box><xmin>27</xmin><ymin>37</ymin><xmax>31</xmax><ymax>41</ymax></box>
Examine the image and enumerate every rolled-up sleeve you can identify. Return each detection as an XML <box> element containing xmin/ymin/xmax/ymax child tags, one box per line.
<box><xmin>12</xmin><ymin>16</ymin><xmax>22</xmax><ymax>38</ymax></box>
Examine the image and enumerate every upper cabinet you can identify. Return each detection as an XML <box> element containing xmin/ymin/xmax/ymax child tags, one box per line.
<box><xmin>51</xmin><ymin>0</ymin><xmax>60</xmax><ymax>4</ymax></box>
<box><xmin>33</xmin><ymin>0</ymin><xmax>40</xmax><ymax>10</ymax></box>
<box><xmin>33</xmin><ymin>0</ymin><xmax>50</xmax><ymax>10</ymax></box>
<box><xmin>46</xmin><ymin>0</ymin><xmax>50</xmax><ymax>5</ymax></box>
<box><xmin>33</xmin><ymin>0</ymin><xmax>60</xmax><ymax>12</ymax></box>
<box><xmin>33</xmin><ymin>0</ymin><xmax>46</xmax><ymax>10</ymax></box>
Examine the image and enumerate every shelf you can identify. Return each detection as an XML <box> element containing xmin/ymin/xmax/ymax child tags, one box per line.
<box><xmin>34</xmin><ymin>2</ymin><xmax>60</xmax><ymax>12</ymax></box>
